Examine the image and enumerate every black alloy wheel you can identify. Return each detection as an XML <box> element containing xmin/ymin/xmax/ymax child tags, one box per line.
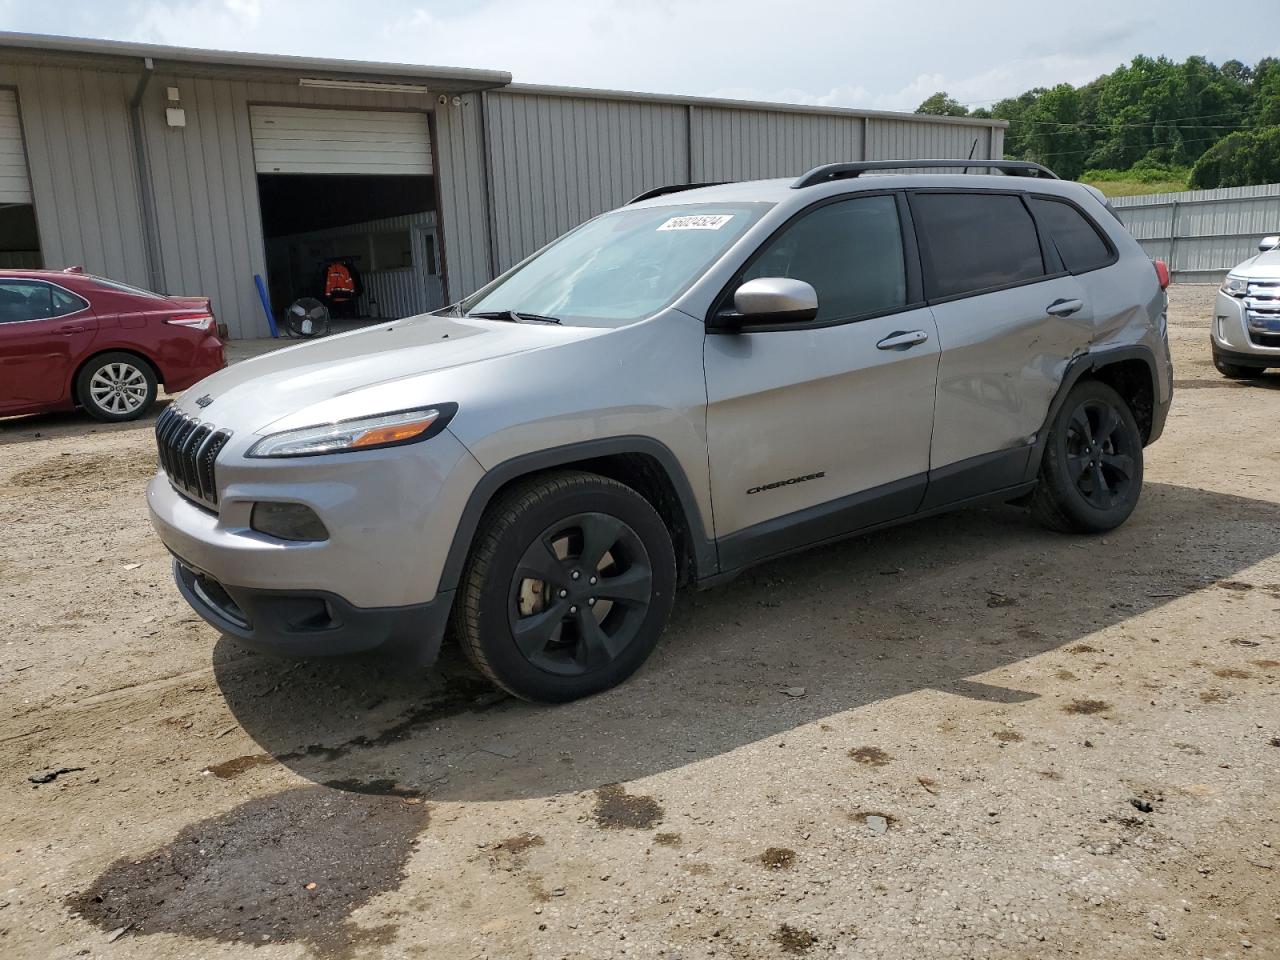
<box><xmin>454</xmin><ymin>471</ymin><xmax>677</xmax><ymax>702</ymax></box>
<box><xmin>508</xmin><ymin>512</ymin><xmax>654</xmax><ymax>676</ymax></box>
<box><xmin>1031</xmin><ymin>379</ymin><xmax>1144</xmax><ymax>534</ymax></box>
<box><xmin>1063</xmin><ymin>397</ymin><xmax>1138</xmax><ymax>511</ymax></box>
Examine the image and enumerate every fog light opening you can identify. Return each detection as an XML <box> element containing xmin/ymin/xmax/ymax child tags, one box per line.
<box><xmin>250</xmin><ymin>502</ymin><xmax>329</xmax><ymax>542</ymax></box>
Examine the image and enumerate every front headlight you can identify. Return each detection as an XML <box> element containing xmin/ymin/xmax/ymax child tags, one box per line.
<box><xmin>247</xmin><ymin>405</ymin><xmax>456</xmax><ymax>458</ymax></box>
<box><xmin>1221</xmin><ymin>275</ymin><xmax>1249</xmax><ymax>298</ymax></box>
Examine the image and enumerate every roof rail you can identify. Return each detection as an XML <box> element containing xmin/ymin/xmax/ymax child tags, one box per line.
<box><xmin>792</xmin><ymin>159</ymin><xmax>1059</xmax><ymax>189</ymax></box>
<box><xmin>628</xmin><ymin>181</ymin><xmax>727</xmax><ymax>203</ymax></box>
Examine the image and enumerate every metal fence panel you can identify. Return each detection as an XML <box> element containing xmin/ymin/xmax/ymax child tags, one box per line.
<box><xmin>1111</xmin><ymin>183</ymin><xmax>1280</xmax><ymax>282</ymax></box>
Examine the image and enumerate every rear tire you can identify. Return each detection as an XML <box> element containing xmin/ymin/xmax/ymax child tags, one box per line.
<box><xmin>1031</xmin><ymin>380</ymin><xmax>1144</xmax><ymax>534</ymax></box>
<box><xmin>76</xmin><ymin>352</ymin><xmax>158</xmax><ymax>422</ymax></box>
<box><xmin>1213</xmin><ymin>352</ymin><xmax>1256</xmax><ymax>380</ymax></box>
<box><xmin>453</xmin><ymin>470</ymin><xmax>677</xmax><ymax>703</ymax></box>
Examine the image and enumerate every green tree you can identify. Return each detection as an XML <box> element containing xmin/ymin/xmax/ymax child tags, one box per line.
<box><xmin>914</xmin><ymin>92</ymin><xmax>969</xmax><ymax>117</ymax></box>
<box><xmin>1190</xmin><ymin>126</ymin><xmax>1280</xmax><ymax>187</ymax></box>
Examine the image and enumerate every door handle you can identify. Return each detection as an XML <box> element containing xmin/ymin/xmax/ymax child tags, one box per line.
<box><xmin>56</xmin><ymin>323</ymin><xmax>87</xmax><ymax>334</ymax></box>
<box><xmin>876</xmin><ymin>330</ymin><xmax>930</xmax><ymax>350</ymax></box>
<box><xmin>1046</xmin><ymin>298</ymin><xmax>1084</xmax><ymax>317</ymax></box>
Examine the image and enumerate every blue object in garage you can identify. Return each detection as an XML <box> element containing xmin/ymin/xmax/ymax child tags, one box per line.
<box><xmin>253</xmin><ymin>274</ymin><xmax>279</xmax><ymax>338</ymax></box>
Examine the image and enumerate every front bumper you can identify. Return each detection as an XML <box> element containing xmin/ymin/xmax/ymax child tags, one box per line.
<box><xmin>172</xmin><ymin>557</ymin><xmax>452</xmax><ymax>659</ymax></box>
<box><xmin>1212</xmin><ymin>289</ymin><xmax>1280</xmax><ymax>363</ymax></box>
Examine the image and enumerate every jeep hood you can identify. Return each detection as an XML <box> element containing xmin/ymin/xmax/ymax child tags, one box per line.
<box><xmin>177</xmin><ymin>314</ymin><xmax>606</xmax><ymax>433</ymax></box>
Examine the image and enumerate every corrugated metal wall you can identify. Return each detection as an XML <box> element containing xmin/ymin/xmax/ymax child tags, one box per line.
<box><xmin>689</xmin><ymin>107</ymin><xmax>862</xmax><ymax>182</ymax></box>
<box><xmin>1111</xmin><ymin>183</ymin><xmax>1280</xmax><ymax>282</ymax></box>
<box><xmin>483</xmin><ymin>88</ymin><xmax>1004</xmax><ymax>273</ymax></box>
<box><xmin>484</xmin><ymin>91</ymin><xmax>687</xmax><ymax>273</ymax></box>
<box><xmin>433</xmin><ymin>94</ymin><xmax>493</xmax><ymax>300</ymax></box>
<box><xmin>0</xmin><ymin>63</ymin><xmax>150</xmax><ymax>285</ymax></box>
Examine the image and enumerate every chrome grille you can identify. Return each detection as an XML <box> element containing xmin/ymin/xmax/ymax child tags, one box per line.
<box><xmin>155</xmin><ymin>406</ymin><xmax>230</xmax><ymax>507</ymax></box>
<box><xmin>1245</xmin><ymin>279</ymin><xmax>1280</xmax><ymax>346</ymax></box>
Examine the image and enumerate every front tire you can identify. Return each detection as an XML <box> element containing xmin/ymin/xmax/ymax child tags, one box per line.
<box><xmin>76</xmin><ymin>352</ymin><xmax>158</xmax><ymax>422</ymax></box>
<box><xmin>1031</xmin><ymin>380</ymin><xmax>1144</xmax><ymax>534</ymax></box>
<box><xmin>453</xmin><ymin>471</ymin><xmax>677</xmax><ymax>703</ymax></box>
<box><xmin>1213</xmin><ymin>351</ymin><xmax>1256</xmax><ymax>380</ymax></box>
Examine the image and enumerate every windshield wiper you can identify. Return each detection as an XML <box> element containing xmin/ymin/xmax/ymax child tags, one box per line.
<box><xmin>468</xmin><ymin>309</ymin><xmax>562</xmax><ymax>325</ymax></box>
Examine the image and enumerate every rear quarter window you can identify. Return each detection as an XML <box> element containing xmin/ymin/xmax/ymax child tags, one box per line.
<box><xmin>1028</xmin><ymin>197</ymin><xmax>1114</xmax><ymax>274</ymax></box>
<box><xmin>911</xmin><ymin>192</ymin><xmax>1045</xmax><ymax>300</ymax></box>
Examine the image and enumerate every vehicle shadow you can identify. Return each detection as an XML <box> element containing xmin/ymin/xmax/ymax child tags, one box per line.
<box><xmin>0</xmin><ymin>397</ymin><xmax>172</xmax><ymax>448</ymax></box>
<box><xmin>212</xmin><ymin>480</ymin><xmax>1280</xmax><ymax>802</ymax></box>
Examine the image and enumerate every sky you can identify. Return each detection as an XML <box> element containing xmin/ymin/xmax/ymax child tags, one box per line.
<box><xmin>2</xmin><ymin>0</ymin><xmax>1280</xmax><ymax>112</ymax></box>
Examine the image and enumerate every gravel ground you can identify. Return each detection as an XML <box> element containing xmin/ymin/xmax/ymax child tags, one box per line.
<box><xmin>1</xmin><ymin>284</ymin><xmax>1277</xmax><ymax>960</ymax></box>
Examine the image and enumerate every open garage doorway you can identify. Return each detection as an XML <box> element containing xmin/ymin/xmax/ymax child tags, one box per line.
<box><xmin>251</xmin><ymin>105</ymin><xmax>443</xmax><ymax>332</ymax></box>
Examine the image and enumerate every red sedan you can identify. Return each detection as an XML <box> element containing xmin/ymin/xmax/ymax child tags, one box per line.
<box><xmin>0</xmin><ymin>268</ymin><xmax>225</xmax><ymax>422</ymax></box>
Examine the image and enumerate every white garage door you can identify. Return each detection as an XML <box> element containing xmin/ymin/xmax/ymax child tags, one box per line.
<box><xmin>250</xmin><ymin>106</ymin><xmax>432</xmax><ymax>176</ymax></box>
<box><xmin>0</xmin><ymin>90</ymin><xmax>33</xmax><ymax>204</ymax></box>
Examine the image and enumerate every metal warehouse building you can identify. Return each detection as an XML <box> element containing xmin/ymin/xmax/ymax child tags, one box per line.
<box><xmin>0</xmin><ymin>32</ymin><xmax>1006</xmax><ymax>339</ymax></box>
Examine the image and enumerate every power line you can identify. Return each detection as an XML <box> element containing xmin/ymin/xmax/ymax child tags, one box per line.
<box><xmin>1004</xmin><ymin>111</ymin><xmax>1247</xmax><ymax>129</ymax></box>
<box><xmin>1026</xmin><ymin>133</ymin><xmax>1250</xmax><ymax>159</ymax></box>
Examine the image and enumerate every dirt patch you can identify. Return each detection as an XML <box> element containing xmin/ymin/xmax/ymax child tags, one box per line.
<box><xmin>1038</xmin><ymin>770</ymin><xmax>1064</xmax><ymax>781</ymax></box>
<box><xmin>1252</xmin><ymin>659</ymin><xmax>1280</xmax><ymax>669</ymax></box>
<box><xmin>492</xmin><ymin>833</ymin><xmax>544</xmax><ymax>857</ymax></box>
<box><xmin>848</xmin><ymin>746</ymin><xmax>892</xmax><ymax>766</ymax></box>
<box><xmin>1217</xmin><ymin>580</ymin><xmax>1254</xmax><ymax>592</ymax></box>
<box><xmin>4</xmin><ymin>452</ymin><xmax>154</xmax><ymax>493</ymax></box>
<box><xmin>1064</xmin><ymin>699</ymin><xmax>1111</xmax><ymax>715</ymax></box>
<box><xmin>1199</xmin><ymin>689</ymin><xmax>1232</xmax><ymax>703</ymax></box>
<box><xmin>591</xmin><ymin>783</ymin><xmax>663</xmax><ymax>830</ymax></box>
<box><xmin>759</xmin><ymin>847</ymin><xmax>796</xmax><ymax>869</ymax></box>
<box><xmin>774</xmin><ymin>923</ymin><xmax>819</xmax><ymax>953</ymax></box>
<box><xmin>1068</xmin><ymin>644</ymin><xmax>1100</xmax><ymax>655</ymax></box>
<box><xmin>1054</xmin><ymin>669</ymin><xmax>1078</xmax><ymax>681</ymax></box>
<box><xmin>653</xmin><ymin>832</ymin><xmax>682</xmax><ymax>847</ymax></box>
<box><xmin>67</xmin><ymin>785</ymin><xmax>428</xmax><ymax>959</ymax></box>
<box><xmin>1212</xmin><ymin>668</ymin><xmax>1252</xmax><ymax>679</ymax></box>
<box><xmin>992</xmin><ymin>730</ymin><xmax>1024</xmax><ymax>743</ymax></box>
<box><xmin>203</xmin><ymin>753</ymin><xmax>274</xmax><ymax>779</ymax></box>
<box><xmin>850</xmin><ymin>810</ymin><xmax>898</xmax><ymax>829</ymax></box>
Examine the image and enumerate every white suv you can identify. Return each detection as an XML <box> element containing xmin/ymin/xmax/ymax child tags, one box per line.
<box><xmin>1213</xmin><ymin>235</ymin><xmax>1280</xmax><ymax>377</ymax></box>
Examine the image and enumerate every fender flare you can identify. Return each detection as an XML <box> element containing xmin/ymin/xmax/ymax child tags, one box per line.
<box><xmin>1021</xmin><ymin>343</ymin><xmax>1159</xmax><ymax>484</ymax></box>
<box><xmin>437</xmin><ymin>436</ymin><xmax>719</xmax><ymax>594</ymax></box>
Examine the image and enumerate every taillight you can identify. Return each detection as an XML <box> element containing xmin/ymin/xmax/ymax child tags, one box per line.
<box><xmin>1153</xmin><ymin>259</ymin><xmax>1170</xmax><ymax>290</ymax></box>
<box><xmin>165</xmin><ymin>313</ymin><xmax>215</xmax><ymax>332</ymax></box>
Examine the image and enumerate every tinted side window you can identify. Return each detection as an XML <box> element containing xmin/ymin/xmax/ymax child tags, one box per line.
<box><xmin>50</xmin><ymin>287</ymin><xmax>88</xmax><ymax>317</ymax></box>
<box><xmin>0</xmin><ymin>280</ymin><xmax>54</xmax><ymax>324</ymax></box>
<box><xmin>912</xmin><ymin>193</ymin><xmax>1045</xmax><ymax>300</ymax></box>
<box><xmin>1029</xmin><ymin>197</ymin><xmax>1112</xmax><ymax>273</ymax></box>
<box><xmin>741</xmin><ymin>194</ymin><xmax>906</xmax><ymax>322</ymax></box>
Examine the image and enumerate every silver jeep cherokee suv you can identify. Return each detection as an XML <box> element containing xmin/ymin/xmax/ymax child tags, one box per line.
<box><xmin>148</xmin><ymin>159</ymin><xmax>1173</xmax><ymax>703</ymax></box>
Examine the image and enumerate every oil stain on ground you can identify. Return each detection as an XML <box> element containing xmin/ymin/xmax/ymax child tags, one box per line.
<box><xmin>67</xmin><ymin>785</ymin><xmax>429</xmax><ymax>959</ymax></box>
<box><xmin>759</xmin><ymin>847</ymin><xmax>796</xmax><ymax>869</ymax></box>
<box><xmin>1064</xmin><ymin>699</ymin><xmax>1111</xmax><ymax>715</ymax></box>
<box><xmin>848</xmin><ymin>746</ymin><xmax>892</xmax><ymax>766</ymax></box>
<box><xmin>592</xmin><ymin>783</ymin><xmax>664</xmax><ymax>829</ymax></box>
<box><xmin>774</xmin><ymin>922</ymin><xmax>819</xmax><ymax>953</ymax></box>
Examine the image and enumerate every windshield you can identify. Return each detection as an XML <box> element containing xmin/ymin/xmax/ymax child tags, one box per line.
<box><xmin>462</xmin><ymin>202</ymin><xmax>770</xmax><ymax>327</ymax></box>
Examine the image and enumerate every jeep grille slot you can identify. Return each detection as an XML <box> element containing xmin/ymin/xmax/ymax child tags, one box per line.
<box><xmin>155</xmin><ymin>406</ymin><xmax>230</xmax><ymax>508</ymax></box>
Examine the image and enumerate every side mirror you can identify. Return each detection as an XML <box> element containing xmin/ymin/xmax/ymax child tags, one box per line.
<box><xmin>717</xmin><ymin>277</ymin><xmax>818</xmax><ymax>329</ymax></box>
<box><xmin>1259</xmin><ymin>236</ymin><xmax>1280</xmax><ymax>252</ymax></box>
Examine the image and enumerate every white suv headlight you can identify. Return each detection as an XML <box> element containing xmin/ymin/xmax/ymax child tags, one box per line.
<box><xmin>247</xmin><ymin>405</ymin><xmax>456</xmax><ymax>458</ymax></box>
<box><xmin>1220</xmin><ymin>275</ymin><xmax>1249</xmax><ymax>298</ymax></box>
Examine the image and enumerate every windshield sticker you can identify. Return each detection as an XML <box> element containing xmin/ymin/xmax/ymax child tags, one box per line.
<box><xmin>657</xmin><ymin>214</ymin><xmax>734</xmax><ymax>231</ymax></box>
